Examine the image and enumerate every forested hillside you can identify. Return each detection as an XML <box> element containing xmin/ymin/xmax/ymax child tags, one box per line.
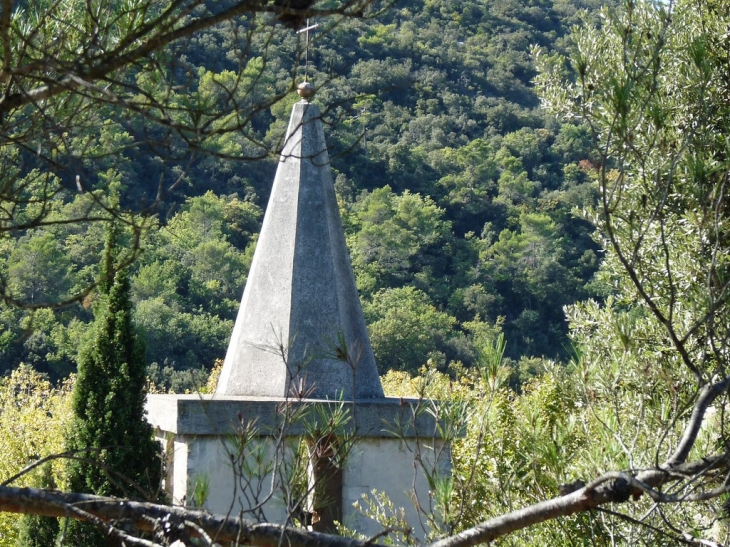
<box><xmin>0</xmin><ymin>0</ymin><xmax>608</xmax><ymax>387</ymax></box>
<box><xmin>3</xmin><ymin>0</ymin><xmax>730</xmax><ymax>545</ymax></box>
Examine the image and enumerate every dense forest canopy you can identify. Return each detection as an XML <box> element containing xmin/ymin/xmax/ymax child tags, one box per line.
<box><xmin>0</xmin><ymin>0</ymin><xmax>611</xmax><ymax>388</ymax></box>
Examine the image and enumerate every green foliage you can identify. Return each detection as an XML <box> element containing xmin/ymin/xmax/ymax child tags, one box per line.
<box><xmin>7</xmin><ymin>232</ymin><xmax>73</xmax><ymax>306</ymax></box>
<box><xmin>537</xmin><ymin>0</ymin><xmax>730</xmax><ymax>384</ymax></box>
<box><xmin>0</xmin><ymin>365</ymin><xmax>71</xmax><ymax>544</ymax></box>
<box><xmin>17</xmin><ymin>464</ymin><xmax>60</xmax><ymax>547</ymax></box>
<box><xmin>66</xmin><ymin>267</ymin><xmax>161</xmax><ymax>497</ymax></box>
<box><xmin>4</xmin><ymin>0</ymin><xmax>730</xmax><ymax>543</ymax></box>
<box><xmin>131</xmin><ymin>192</ymin><xmax>257</xmax><ymax>389</ymax></box>
<box><xmin>0</xmin><ymin>0</ymin><xmax>609</xmax><ymax>379</ymax></box>
<box><xmin>380</xmin><ymin>349</ymin><xmax>598</xmax><ymax>545</ymax></box>
<box><xmin>365</xmin><ymin>286</ymin><xmax>456</xmax><ymax>373</ymax></box>
<box><xmin>64</xmin><ymin>230</ymin><xmax>161</xmax><ymax>545</ymax></box>
<box><xmin>532</xmin><ymin>0</ymin><xmax>730</xmax><ymax>542</ymax></box>
<box><xmin>341</xmin><ymin>490</ymin><xmax>412</xmax><ymax>545</ymax></box>
<box><xmin>379</xmin><ymin>331</ymin><xmax>699</xmax><ymax>545</ymax></box>
<box><xmin>348</xmin><ymin>186</ymin><xmax>452</xmax><ymax>298</ymax></box>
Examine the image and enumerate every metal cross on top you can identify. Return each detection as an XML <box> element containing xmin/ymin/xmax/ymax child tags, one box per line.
<box><xmin>297</xmin><ymin>18</ymin><xmax>319</xmax><ymax>83</ymax></box>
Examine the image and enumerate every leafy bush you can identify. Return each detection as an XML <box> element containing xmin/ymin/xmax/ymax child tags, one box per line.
<box><xmin>0</xmin><ymin>365</ymin><xmax>72</xmax><ymax>544</ymax></box>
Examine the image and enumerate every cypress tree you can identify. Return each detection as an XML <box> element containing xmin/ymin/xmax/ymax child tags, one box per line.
<box><xmin>62</xmin><ymin>223</ymin><xmax>161</xmax><ymax>546</ymax></box>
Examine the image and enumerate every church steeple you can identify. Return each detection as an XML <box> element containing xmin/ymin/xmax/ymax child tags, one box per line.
<box><xmin>216</xmin><ymin>100</ymin><xmax>384</xmax><ymax>400</ymax></box>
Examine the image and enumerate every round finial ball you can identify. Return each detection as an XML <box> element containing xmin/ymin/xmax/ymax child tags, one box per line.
<box><xmin>298</xmin><ymin>81</ymin><xmax>315</xmax><ymax>99</ymax></box>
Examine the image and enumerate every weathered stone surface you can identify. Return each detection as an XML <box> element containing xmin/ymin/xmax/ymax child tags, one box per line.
<box><xmin>156</xmin><ymin>431</ymin><xmax>449</xmax><ymax>538</ymax></box>
<box><xmin>343</xmin><ymin>437</ymin><xmax>451</xmax><ymax>536</ymax></box>
<box><xmin>147</xmin><ymin>395</ymin><xmax>442</xmax><ymax>438</ymax></box>
<box><xmin>148</xmin><ymin>395</ymin><xmax>450</xmax><ymax>537</ymax></box>
<box><xmin>216</xmin><ymin>101</ymin><xmax>383</xmax><ymax>400</ymax></box>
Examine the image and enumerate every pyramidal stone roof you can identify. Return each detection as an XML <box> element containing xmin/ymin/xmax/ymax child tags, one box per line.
<box><xmin>216</xmin><ymin>100</ymin><xmax>384</xmax><ymax>400</ymax></box>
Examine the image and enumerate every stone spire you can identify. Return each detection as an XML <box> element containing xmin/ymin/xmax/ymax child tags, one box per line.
<box><xmin>216</xmin><ymin>100</ymin><xmax>384</xmax><ymax>400</ymax></box>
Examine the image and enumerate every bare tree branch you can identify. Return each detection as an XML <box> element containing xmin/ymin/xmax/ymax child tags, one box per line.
<box><xmin>665</xmin><ymin>378</ymin><xmax>729</xmax><ymax>467</ymax></box>
<box><xmin>429</xmin><ymin>373</ymin><xmax>730</xmax><ymax>547</ymax></box>
<box><xmin>1</xmin><ymin>445</ymin><xmax>728</xmax><ymax>547</ymax></box>
<box><xmin>0</xmin><ymin>486</ymin><xmax>371</xmax><ymax>547</ymax></box>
